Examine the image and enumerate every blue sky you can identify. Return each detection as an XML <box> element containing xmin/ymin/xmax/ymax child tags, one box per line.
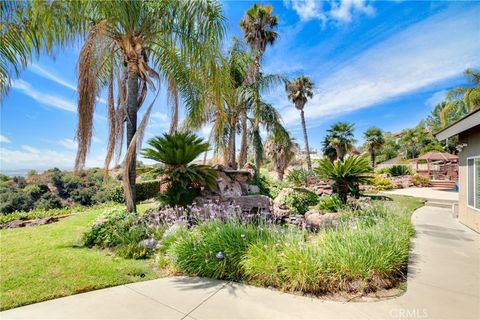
<box><xmin>1</xmin><ymin>0</ymin><xmax>479</xmax><ymax>172</ymax></box>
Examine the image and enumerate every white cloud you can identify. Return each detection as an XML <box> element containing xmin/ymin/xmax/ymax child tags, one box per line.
<box><xmin>151</xmin><ymin>112</ymin><xmax>169</xmax><ymax>121</ymax></box>
<box><xmin>0</xmin><ymin>135</ymin><xmax>11</xmax><ymax>144</ymax></box>
<box><xmin>284</xmin><ymin>0</ymin><xmax>375</xmax><ymax>24</ymax></box>
<box><xmin>0</xmin><ymin>145</ymin><xmax>103</xmax><ymax>170</ymax></box>
<box><xmin>29</xmin><ymin>63</ymin><xmax>107</xmax><ymax>104</ymax></box>
<box><xmin>12</xmin><ymin>79</ymin><xmax>76</xmax><ymax>112</ymax></box>
<box><xmin>425</xmin><ymin>90</ymin><xmax>447</xmax><ymax>108</ymax></box>
<box><xmin>58</xmin><ymin>138</ymin><xmax>77</xmax><ymax>150</ymax></box>
<box><xmin>280</xmin><ymin>8</ymin><xmax>480</xmax><ymax>126</ymax></box>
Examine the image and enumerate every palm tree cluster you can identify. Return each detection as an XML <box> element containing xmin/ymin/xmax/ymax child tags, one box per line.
<box><xmin>322</xmin><ymin>122</ymin><xmax>356</xmax><ymax>161</ymax></box>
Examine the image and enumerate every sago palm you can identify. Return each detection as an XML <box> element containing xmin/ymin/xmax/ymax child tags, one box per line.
<box><xmin>315</xmin><ymin>155</ymin><xmax>372</xmax><ymax>203</ymax></box>
<box><xmin>141</xmin><ymin>132</ymin><xmax>217</xmax><ymax>206</ymax></box>
<box><xmin>286</xmin><ymin>76</ymin><xmax>314</xmax><ymax>170</ymax></box>
<box><xmin>363</xmin><ymin>127</ymin><xmax>384</xmax><ymax>167</ymax></box>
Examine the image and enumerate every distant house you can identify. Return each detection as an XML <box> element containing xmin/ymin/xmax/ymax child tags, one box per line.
<box><xmin>435</xmin><ymin>109</ymin><xmax>480</xmax><ymax>233</ymax></box>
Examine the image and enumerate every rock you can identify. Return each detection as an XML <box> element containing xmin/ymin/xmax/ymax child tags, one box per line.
<box><xmin>138</xmin><ymin>238</ymin><xmax>158</xmax><ymax>250</ymax></box>
<box><xmin>242</xmin><ymin>184</ymin><xmax>260</xmax><ymax>194</ymax></box>
<box><xmin>6</xmin><ymin>220</ymin><xmax>26</xmax><ymax>228</ymax></box>
<box><xmin>224</xmin><ymin>195</ymin><xmax>271</xmax><ymax>214</ymax></box>
<box><xmin>273</xmin><ymin>188</ymin><xmax>295</xmax><ymax>218</ymax></box>
<box><xmin>28</xmin><ymin>217</ymin><xmax>57</xmax><ymax>227</ymax></box>
<box><xmin>216</xmin><ymin>171</ymin><xmax>242</xmax><ymax>197</ymax></box>
<box><xmin>286</xmin><ymin>214</ymin><xmax>305</xmax><ymax>227</ymax></box>
<box><xmin>304</xmin><ymin>210</ymin><xmax>338</xmax><ymax>230</ymax></box>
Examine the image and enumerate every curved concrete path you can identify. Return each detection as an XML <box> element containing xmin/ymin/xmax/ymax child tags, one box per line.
<box><xmin>2</xmin><ymin>206</ymin><xmax>479</xmax><ymax>320</ymax></box>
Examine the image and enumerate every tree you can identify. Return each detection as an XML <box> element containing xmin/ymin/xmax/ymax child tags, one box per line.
<box><xmin>376</xmin><ymin>132</ymin><xmax>399</xmax><ymax>163</ymax></box>
<box><xmin>325</xmin><ymin>122</ymin><xmax>356</xmax><ymax>160</ymax></box>
<box><xmin>141</xmin><ymin>132</ymin><xmax>217</xmax><ymax>206</ymax></box>
<box><xmin>265</xmin><ymin>128</ymin><xmax>298</xmax><ymax>181</ymax></box>
<box><xmin>441</xmin><ymin>69</ymin><xmax>480</xmax><ymax>124</ymax></box>
<box><xmin>363</xmin><ymin>127</ymin><xmax>384</xmax><ymax>168</ymax></box>
<box><xmin>239</xmin><ymin>4</ymin><xmax>278</xmax><ymax>169</ymax></box>
<box><xmin>286</xmin><ymin>76</ymin><xmax>314</xmax><ymax>170</ymax></box>
<box><xmin>315</xmin><ymin>155</ymin><xmax>372</xmax><ymax>203</ymax></box>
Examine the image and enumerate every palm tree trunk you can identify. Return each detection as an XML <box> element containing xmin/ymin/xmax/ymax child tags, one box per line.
<box><xmin>370</xmin><ymin>149</ymin><xmax>376</xmax><ymax>168</ymax></box>
<box><xmin>238</xmin><ymin>115</ymin><xmax>248</xmax><ymax>168</ymax></box>
<box><xmin>300</xmin><ymin>110</ymin><xmax>312</xmax><ymax>170</ymax></box>
<box><xmin>228</xmin><ymin>118</ymin><xmax>237</xmax><ymax>169</ymax></box>
<box><xmin>125</xmin><ymin>71</ymin><xmax>138</xmax><ymax>213</ymax></box>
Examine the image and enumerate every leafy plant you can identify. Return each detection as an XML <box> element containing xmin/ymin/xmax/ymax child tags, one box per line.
<box><xmin>373</xmin><ymin>175</ymin><xmax>394</xmax><ymax>191</ymax></box>
<box><xmin>283</xmin><ymin>188</ymin><xmax>320</xmax><ymax>215</ymax></box>
<box><xmin>286</xmin><ymin>168</ymin><xmax>313</xmax><ymax>187</ymax></box>
<box><xmin>389</xmin><ymin>165</ymin><xmax>413</xmax><ymax>177</ymax></box>
<box><xmin>141</xmin><ymin>132</ymin><xmax>217</xmax><ymax>206</ymax></box>
<box><xmin>316</xmin><ymin>194</ymin><xmax>343</xmax><ymax>212</ymax></box>
<box><xmin>411</xmin><ymin>174</ymin><xmax>431</xmax><ymax>187</ymax></box>
<box><xmin>315</xmin><ymin>155</ymin><xmax>372</xmax><ymax>203</ymax></box>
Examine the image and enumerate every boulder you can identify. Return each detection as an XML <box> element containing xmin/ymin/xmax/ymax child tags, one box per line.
<box><xmin>304</xmin><ymin>210</ymin><xmax>338</xmax><ymax>230</ymax></box>
<box><xmin>285</xmin><ymin>214</ymin><xmax>305</xmax><ymax>227</ymax></box>
<box><xmin>224</xmin><ymin>195</ymin><xmax>271</xmax><ymax>214</ymax></box>
<box><xmin>138</xmin><ymin>238</ymin><xmax>158</xmax><ymax>250</ymax></box>
<box><xmin>216</xmin><ymin>171</ymin><xmax>242</xmax><ymax>197</ymax></box>
<box><xmin>273</xmin><ymin>188</ymin><xmax>295</xmax><ymax>218</ymax></box>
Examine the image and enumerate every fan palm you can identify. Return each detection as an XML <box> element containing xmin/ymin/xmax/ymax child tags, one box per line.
<box><xmin>441</xmin><ymin>69</ymin><xmax>480</xmax><ymax>124</ymax></box>
<box><xmin>326</xmin><ymin>122</ymin><xmax>356</xmax><ymax>160</ymax></box>
<box><xmin>239</xmin><ymin>4</ymin><xmax>279</xmax><ymax>169</ymax></box>
<box><xmin>141</xmin><ymin>132</ymin><xmax>217</xmax><ymax>206</ymax></box>
<box><xmin>363</xmin><ymin>127</ymin><xmax>384</xmax><ymax>168</ymax></box>
<box><xmin>265</xmin><ymin>128</ymin><xmax>298</xmax><ymax>181</ymax></box>
<box><xmin>315</xmin><ymin>155</ymin><xmax>372</xmax><ymax>203</ymax></box>
<box><xmin>286</xmin><ymin>76</ymin><xmax>314</xmax><ymax>170</ymax></box>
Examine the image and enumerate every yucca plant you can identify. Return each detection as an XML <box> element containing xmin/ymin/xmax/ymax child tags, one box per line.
<box><xmin>141</xmin><ymin>132</ymin><xmax>217</xmax><ymax>206</ymax></box>
<box><xmin>315</xmin><ymin>155</ymin><xmax>372</xmax><ymax>203</ymax></box>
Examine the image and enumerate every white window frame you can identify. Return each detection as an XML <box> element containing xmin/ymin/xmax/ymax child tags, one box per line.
<box><xmin>467</xmin><ymin>156</ymin><xmax>480</xmax><ymax>212</ymax></box>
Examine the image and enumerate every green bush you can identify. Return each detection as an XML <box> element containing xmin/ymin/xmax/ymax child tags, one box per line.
<box><xmin>375</xmin><ymin>167</ymin><xmax>391</xmax><ymax>176</ymax></box>
<box><xmin>109</xmin><ymin>180</ymin><xmax>161</xmax><ymax>203</ymax></box>
<box><xmin>316</xmin><ymin>194</ymin><xmax>343</xmax><ymax>212</ymax></box>
<box><xmin>389</xmin><ymin>165</ymin><xmax>413</xmax><ymax>177</ymax></box>
<box><xmin>34</xmin><ymin>194</ymin><xmax>63</xmax><ymax>210</ymax></box>
<box><xmin>373</xmin><ymin>175</ymin><xmax>394</xmax><ymax>190</ymax></box>
<box><xmin>83</xmin><ymin>208</ymin><xmax>164</xmax><ymax>259</ymax></box>
<box><xmin>286</xmin><ymin>168</ymin><xmax>313</xmax><ymax>187</ymax></box>
<box><xmin>283</xmin><ymin>188</ymin><xmax>319</xmax><ymax>215</ymax></box>
<box><xmin>0</xmin><ymin>183</ymin><xmax>34</xmax><ymax>214</ymax></box>
<box><xmin>170</xmin><ymin>221</ymin><xmax>270</xmax><ymax>280</ymax></box>
<box><xmin>411</xmin><ymin>174</ymin><xmax>431</xmax><ymax>187</ymax></box>
<box><xmin>70</xmin><ymin>187</ymin><xmax>94</xmax><ymax>206</ymax></box>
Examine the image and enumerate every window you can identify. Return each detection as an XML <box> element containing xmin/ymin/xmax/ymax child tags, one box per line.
<box><xmin>467</xmin><ymin>157</ymin><xmax>480</xmax><ymax>210</ymax></box>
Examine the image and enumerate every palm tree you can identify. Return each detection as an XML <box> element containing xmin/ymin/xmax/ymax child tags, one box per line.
<box><xmin>239</xmin><ymin>4</ymin><xmax>278</xmax><ymax>169</ymax></box>
<box><xmin>326</xmin><ymin>122</ymin><xmax>356</xmax><ymax>160</ymax></box>
<box><xmin>265</xmin><ymin>128</ymin><xmax>298</xmax><ymax>181</ymax></box>
<box><xmin>141</xmin><ymin>132</ymin><xmax>217</xmax><ymax>206</ymax></box>
<box><xmin>441</xmin><ymin>68</ymin><xmax>480</xmax><ymax>124</ymax></box>
<box><xmin>1</xmin><ymin>1</ymin><xmax>225</xmax><ymax>213</ymax></box>
<box><xmin>315</xmin><ymin>155</ymin><xmax>372</xmax><ymax>203</ymax></box>
<box><xmin>363</xmin><ymin>127</ymin><xmax>384</xmax><ymax>168</ymax></box>
<box><xmin>286</xmin><ymin>76</ymin><xmax>314</xmax><ymax>170</ymax></box>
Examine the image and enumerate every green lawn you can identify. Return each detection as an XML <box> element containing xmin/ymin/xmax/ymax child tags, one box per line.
<box><xmin>0</xmin><ymin>204</ymin><xmax>159</xmax><ymax>311</ymax></box>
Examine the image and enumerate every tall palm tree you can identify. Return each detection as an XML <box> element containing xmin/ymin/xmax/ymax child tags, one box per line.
<box><xmin>5</xmin><ymin>1</ymin><xmax>225</xmax><ymax>212</ymax></box>
<box><xmin>441</xmin><ymin>68</ymin><xmax>480</xmax><ymax>124</ymax></box>
<box><xmin>326</xmin><ymin>122</ymin><xmax>356</xmax><ymax>160</ymax></box>
<box><xmin>286</xmin><ymin>76</ymin><xmax>314</xmax><ymax>170</ymax></box>
<box><xmin>239</xmin><ymin>4</ymin><xmax>278</xmax><ymax>169</ymax></box>
<box><xmin>363</xmin><ymin>127</ymin><xmax>384</xmax><ymax>168</ymax></box>
<box><xmin>265</xmin><ymin>128</ymin><xmax>298</xmax><ymax>181</ymax></box>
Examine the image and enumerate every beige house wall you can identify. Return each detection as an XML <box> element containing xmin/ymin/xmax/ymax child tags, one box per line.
<box><xmin>458</xmin><ymin>126</ymin><xmax>480</xmax><ymax>233</ymax></box>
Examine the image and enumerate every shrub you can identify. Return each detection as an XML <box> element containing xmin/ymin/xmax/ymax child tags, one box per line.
<box><xmin>316</xmin><ymin>194</ymin><xmax>343</xmax><ymax>212</ymax></box>
<box><xmin>411</xmin><ymin>174</ymin><xmax>431</xmax><ymax>187</ymax></box>
<box><xmin>375</xmin><ymin>167</ymin><xmax>391</xmax><ymax>176</ymax></box>
<box><xmin>286</xmin><ymin>168</ymin><xmax>313</xmax><ymax>187</ymax></box>
<box><xmin>169</xmin><ymin>221</ymin><xmax>270</xmax><ymax>280</ymax></box>
<box><xmin>389</xmin><ymin>165</ymin><xmax>413</xmax><ymax>177</ymax></box>
<box><xmin>283</xmin><ymin>188</ymin><xmax>320</xmax><ymax>215</ymax></box>
<box><xmin>109</xmin><ymin>180</ymin><xmax>161</xmax><ymax>203</ymax></box>
<box><xmin>34</xmin><ymin>194</ymin><xmax>63</xmax><ymax>210</ymax></box>
<box><xmin>83</xmin><ymin>208</ymin><xmax>164</xmax><ymax>259</ymax></box>
<box><xmin>23</xmin><ymin>184</ymin><xmax>43</xmax><ymax>200</ymax></box>
<box><xmin>373</xmin><ymin>175</ymin><xmax>394</xmax><ymax>190</ymax></box>
<box><xmin>0</xmin><ymin>184</ymin><xmax>34</xmax><ymax>214</ymax></box>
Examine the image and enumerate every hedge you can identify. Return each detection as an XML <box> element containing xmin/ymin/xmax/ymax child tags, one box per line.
<box><xmin>109</xmin><ymin>180</ymin><xmax>161</xmax><ymax>203</ymax></box>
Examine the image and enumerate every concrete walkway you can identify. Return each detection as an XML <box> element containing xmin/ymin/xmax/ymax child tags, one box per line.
<box><xmin>2</xmin><ymin>206</ymin><xmax>479</xmax><ymax>320</ymax></box>
<box><xmin>382</xmin><ymin>187</ymin><xmax>459</xmax><ymax>202</ymax></box>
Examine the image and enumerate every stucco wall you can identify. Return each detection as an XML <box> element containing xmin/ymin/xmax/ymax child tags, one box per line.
<box><xmin>458</xmin><ymin>125</ymin><xmax>480</xmax><ymax>233</ymax></box>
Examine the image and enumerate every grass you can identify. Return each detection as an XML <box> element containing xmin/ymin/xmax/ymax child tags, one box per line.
<box><xmin>0</xmin><ymin>203</ymin><xmax>158</xmax><ymax>311</ymax></box>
